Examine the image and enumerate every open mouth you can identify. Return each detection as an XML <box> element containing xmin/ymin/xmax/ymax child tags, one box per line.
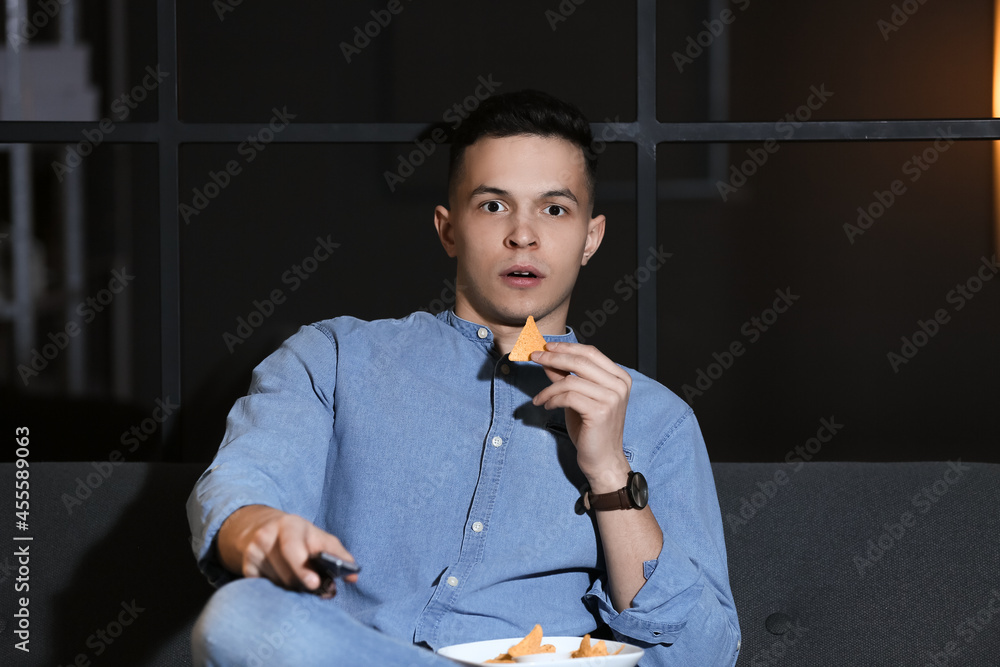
<box><xmin>502</xmin><ymin>265</ymin><xmax>545</xmax><ymax>288</ymax></box>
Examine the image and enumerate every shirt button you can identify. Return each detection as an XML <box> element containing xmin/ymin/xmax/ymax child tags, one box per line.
<box><xmin>500</xmin><ymin>364</ymin><xmax>510</xmax><ymax>375</ymax></box>
<box><xmin>472</xmin><ymin>521</ymin><xmax>484</xmax><ymax>533</ymax></box>
<box><xmin>491</xmin><ymin>436</ymin><xmax>503</xmax><ymax>448</ymax></box>
<box><xmin>477</xmin><ymin>327</ymin><xmax>489</xmax><ymax>339</ymax></box>
<box><xmin>446</xmin><ymin>576</ymin><xmax>459</xmax><ymax>587</ymax></box>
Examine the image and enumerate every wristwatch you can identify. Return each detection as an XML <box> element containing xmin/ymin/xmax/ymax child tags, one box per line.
<box><xmin>584</xmin><ymin>471</ymin><xmax>648</xmax><ymax>511</ymax></box>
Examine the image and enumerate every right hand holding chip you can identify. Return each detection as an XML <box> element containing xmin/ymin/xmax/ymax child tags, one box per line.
<box><xmin>217</xmin><ymin>504</ymin><xmax>358</xmax><ymax>597</ymax></box>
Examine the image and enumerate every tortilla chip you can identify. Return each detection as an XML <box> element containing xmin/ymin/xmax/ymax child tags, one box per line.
<box><xmin>508</xmin><ymin>316</ymin><xmax>547</xmax><ymax>362</ymax></box>
<box><xmin>507</xmin><ymin>624</ymin><xmax>556</xmax><ymax>656</ymax></box>
<box><xmin>570</xmin><ymin>634</ymin><xmax>622</xmax><ymax>658</ymax></box>
<box><xmin>572</xmin><ymin>634</ymin><xmax>598</xmax><ymax>658</ymax></box>
<box><xmin>484</xmin><ymin>625</ymin><xmax>559</xmax><ymax>662</ymax></box>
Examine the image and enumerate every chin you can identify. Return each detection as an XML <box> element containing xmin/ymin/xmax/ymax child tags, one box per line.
<box><xmin>484</xmin><ymin>300</ymin><xmax>535</xmax><ymax>324</ymax></box>
<box><xmin>505</xmin><ymin>302</ymin><xmax>554</xmax><ymax>325</ymax></box>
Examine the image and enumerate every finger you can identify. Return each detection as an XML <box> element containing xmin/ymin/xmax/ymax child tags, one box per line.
<box><xmin>537</xmin><ymin>390</ymin><xmax>602</xmax><ymax>418</ymax></box>
<box><xmin>240</xmin><ymin>541</ymin><xmax>266</xmax><ymax>579</ymax></box>
<box><xmin>228</xmin><ymin>508</ymin><xmax>284</xmax><ymax>580</ymax></box>
<box><xmin>305</xmin><ymin>531</ymin><xmax>360</xmax><ymax>586</ymax></box>
<box><xmin>533</xmin><ymin>374</ymin><xmax>617</xmax><ymax>408</ymax></box>
<box><xmin>532</xmin><ymin>347</ymin><xmax>617</xmax><ymax>386</ymax></box>
<box><xmin>532</xmin><ymin>352</ymin><xmax>616</xmax><ymax>397</ymax></box>
<box><xmin>253</xmin><ymin>549</ymin><xmax>298</xmax><ymax>589</ymax></box>
<box><xmin>536</xmin><ymin>360</ymin><xmax>569</xmax><ymax>384</ymax></box>
<box><xmin>272</xmin><ymin>532</ymin><xmax>315</xmax><ymax>590</ymax></box>
<box><xmin>551</xmin><ymin>342</ymin><xmax>625</xmax><ymax>376</ymax></box>
<box><xmin>539</xmin><ymin>343</ymin><xmax>632</xmax><ymax>389</ymax></box>
<box><xmin>255</xmin><ymin>515</ymin><xmax>317</xmax><ymax>590</ymax></box>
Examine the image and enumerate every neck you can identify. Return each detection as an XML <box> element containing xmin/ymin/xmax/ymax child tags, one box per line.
<box><xmin>452</xmin><ymin>297</ymin><xmax>569</xmax><ymax>356</ymax></box>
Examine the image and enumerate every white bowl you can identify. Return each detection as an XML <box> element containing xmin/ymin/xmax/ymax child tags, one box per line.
<box><xmin>437</xmin><ymin>636</ymin><xmax>643</xmax><ymax>667</ymax></box>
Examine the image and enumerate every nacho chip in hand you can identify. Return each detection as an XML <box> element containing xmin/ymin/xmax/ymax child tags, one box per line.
<box><xmin>508</xmin><ymin>316</ymin><xmax>547</xmax><ymax>362</ymax></box>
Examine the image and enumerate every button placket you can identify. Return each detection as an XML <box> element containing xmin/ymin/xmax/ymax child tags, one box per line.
<box><xmin>424</xmin><ymin>350</ymin><xmax>515</xmax><ymax>646</ymax></box>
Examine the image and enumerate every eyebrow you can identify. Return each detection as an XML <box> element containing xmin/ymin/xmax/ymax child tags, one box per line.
<box><xmin>540</xmin><ymin>189</ymin><xmax>579</xmax><ymax>205</ymax></box>
<box><xmin>470</xmin><ymin>185</ymin><xmax>510</xmax><ymax>199</ymax></box>
<box><xmin>470</xmin><ymin>185</ymin><xmax>579</xmax><ymax>205</ymax></box>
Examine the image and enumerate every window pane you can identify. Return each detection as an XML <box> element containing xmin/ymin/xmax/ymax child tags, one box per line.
<box><xmin>658</xmin><ymin>0</ymin><xmax>993</xmax><ymax>121</ymax></box>
<box><xmin>0</xmin><ymin>0</ymin><xmax>159</xmax><ymax>122</ymax></box>
<box><xmin>657</xmin><ymin>140</ymin><xmax>999</xmax><ymax>463</ymax></box>
<box><xmin>179</xmin><ymin>1</ymin><xmax>636</xmax><ymax>123</ymax></box>
<box><xmin>0</xmin><ymin>143</ymin><xmax>161</xmax><ymax>461</ymax></box>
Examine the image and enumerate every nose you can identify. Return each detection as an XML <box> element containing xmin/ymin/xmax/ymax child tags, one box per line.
<box><xmin>504</xmin><ymin>216</ymin><xmax>538</xmax><ymax>249</ymax></box>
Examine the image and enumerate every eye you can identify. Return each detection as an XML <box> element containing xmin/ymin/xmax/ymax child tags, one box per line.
<box><xmin>480</xmin><ymin>200</ymin><xmax>508</xmax><ymax>213</ymax></box>
<box><xmin>544</xmin><ymin>204</ymin><xmax>567</xmax><ymax>216</ymax></box>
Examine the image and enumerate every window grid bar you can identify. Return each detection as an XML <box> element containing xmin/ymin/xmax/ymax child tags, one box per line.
<box><xmin>1</xmin><ymin>119</ymin><xmax>998</xmax><ymax>144</ymax></box>
<box><xmin>636</xmin><ymin>0</ymin><xmax>658</xmax><ymax>378</ymax></box>
<box><xmin>158</xmin><ymin>0</ymin><xmax>181</xmax><ymax>459</ymax></box>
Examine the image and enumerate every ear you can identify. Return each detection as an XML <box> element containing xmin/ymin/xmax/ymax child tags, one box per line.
<box><xmin>581</xmin><ymin>214</ymin><xmax>606</xmax><ymax>266</ymax></box>
<box><xmin>434</xmin><ymin>205</ymin><xmax>458</xmax><ymax>258</ymax></box>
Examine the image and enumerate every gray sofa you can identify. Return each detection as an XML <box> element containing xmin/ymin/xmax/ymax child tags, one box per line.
<box><xmin>2</xmin><ymin>461</ymin><xmax>998</xmax><ymax>665</ymax></box>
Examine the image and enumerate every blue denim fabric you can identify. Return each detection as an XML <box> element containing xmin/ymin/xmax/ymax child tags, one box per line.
<box><xmin>192</xmin><ymin>578</ymin><xmax>452</xmax><ymax>667</ymax></box>
<box><xmin>187</xmin><ymin>309</ymin><xmax>741</xmax><ymax>666</ymax></box>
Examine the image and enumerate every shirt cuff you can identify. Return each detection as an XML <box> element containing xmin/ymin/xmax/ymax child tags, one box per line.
<box><xmin>583</xmin><ymin>534</ymin><xmax>707</xmax><ymax>645</ymax></box>
<box><xmin>586</xmin><ymin>575</ymin><xmax>739</xmax><ymax>667</ymax></box>
<box><xmin>189</xmin><ymin>496</ymin><xmax>259</xmax><ymax>587</ymax></box>
<box><xmin>187</xmin><ymin>471</ymin><xmax>279</xmax><ymax>588</ymax></box>
<box><xmin>196</xmin><ymin>535</ymin><xmax>239</xmax><ymax>588</ymax></box>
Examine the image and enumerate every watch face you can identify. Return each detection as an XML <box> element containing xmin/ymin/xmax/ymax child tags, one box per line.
<box><xmin>629</xmin><ymin>472</ymin><xmax>649</xmax><ymax>509</ymax></box>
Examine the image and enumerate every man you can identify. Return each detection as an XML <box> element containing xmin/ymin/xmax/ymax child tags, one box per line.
<box><xmin>188</xmin><ymin>90</ymin><xmax>740</xmax><ymax>666</ymax></box>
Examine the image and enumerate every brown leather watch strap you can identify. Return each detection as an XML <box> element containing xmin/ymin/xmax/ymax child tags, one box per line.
<box><xmin>583</xmin><ymin>471</ymin><xmax>648</xmax><ymax>511</ymax></box>
<box><xmin>584</xmin><ymin>485</ymin><xmax>631</xmax><ymax>511</ymax></box>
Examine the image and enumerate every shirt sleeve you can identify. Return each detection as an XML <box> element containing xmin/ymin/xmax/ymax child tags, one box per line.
<box><xmin>583</xmin><ymin>408</ymin><xmax>741</xmax><ymax>667</ymax></box>
<box><xmin>185</xmin><ymin>323</ymin><xmax>339</xmax><ymax>587</ymax></box>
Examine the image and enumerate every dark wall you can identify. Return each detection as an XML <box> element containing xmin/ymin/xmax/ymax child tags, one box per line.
<box><xmin>653</xmin><ymin>0</ymin><xmax>998</xmax><ymax>461</ymax></box>
<box><xmin>175</xmin><ymin>0</ymin><xmax>998</xmax><ymax>463</ymax></box>
<box><xmin>4</xmin><ymin>1</ymin><xmax>996</xmax><ymax>465</ymax></box>
<box><xmin>658</xmin><ymin>141</ymin><xmax>998</xmax><ymax>463</ymax></box>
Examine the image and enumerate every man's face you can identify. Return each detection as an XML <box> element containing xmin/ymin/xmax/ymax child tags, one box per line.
<box><xmin>434</xmin><ymin>134</ymin><xmax>605</xmax><ymax>333</ymax></box>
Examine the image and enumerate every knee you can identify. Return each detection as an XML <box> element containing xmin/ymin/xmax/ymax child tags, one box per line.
<box><xmin>191</xmin><ymin>578</ymin><xmax>313</xmax><ymax>666</ymax></box>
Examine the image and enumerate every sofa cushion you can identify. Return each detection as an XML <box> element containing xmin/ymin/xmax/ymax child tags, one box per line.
<box><xmin>715</xmin><ymin>461</ymin><xmax>1000</xmax><ymax>666</ymax></box>
<box><xmin>0</xmin><ymin>462</ymin><xmax>209</xmax><ymax>666</ymax></box>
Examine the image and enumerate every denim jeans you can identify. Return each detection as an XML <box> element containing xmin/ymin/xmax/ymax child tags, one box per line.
<box><xmin>191</xmin><ymin>577</ymin><xmax>454</xmax><ymax>667</ymax></box>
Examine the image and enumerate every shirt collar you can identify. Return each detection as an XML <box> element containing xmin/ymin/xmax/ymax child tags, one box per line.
<box><xmin>437</xmin><ymin>308</ymin><xmax>579</xmax><ymax>348</ymax></box>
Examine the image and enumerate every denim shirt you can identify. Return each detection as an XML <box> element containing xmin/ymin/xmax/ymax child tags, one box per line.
<box><xmin>187</xmin><ymin>309</ymin><xmax>741</xmax><ymax>666</ymax></box>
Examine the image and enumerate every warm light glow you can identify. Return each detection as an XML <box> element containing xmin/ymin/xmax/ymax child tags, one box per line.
<box><xmin>995</xmin><ymin>0</ymin><xmax>1000</xmax><ymax>117</ymax></box>
<box><xmin>995</xmin><ymin>0</ymin><xmax>1000</xmax><ymax>254</ymax></box>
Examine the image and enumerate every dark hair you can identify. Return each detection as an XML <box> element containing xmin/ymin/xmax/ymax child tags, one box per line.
<box><xmin>447</xmin><ymin>89</ymin><xmax>598</xmax><ymax>206</ymax></box>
